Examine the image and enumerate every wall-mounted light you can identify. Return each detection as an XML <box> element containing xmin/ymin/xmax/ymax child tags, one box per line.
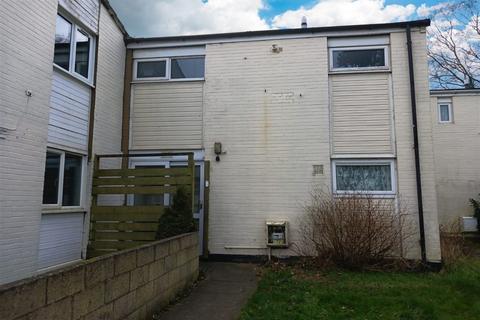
<box><xmin>214</xmin><ymin>142</ymin><xmax>225</xmax><ymax>161</ymax></box>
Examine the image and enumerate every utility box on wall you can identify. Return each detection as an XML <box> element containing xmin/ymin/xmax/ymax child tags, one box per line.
<box><xmin>266</xmin><ymin>221</ymin><xmax>288</xmax><ymax>247</ymax></box>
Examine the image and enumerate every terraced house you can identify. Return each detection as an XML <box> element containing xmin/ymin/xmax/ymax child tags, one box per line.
<box><xmin>0</xmin><ymin>0</ymin><xmax>127</xmax><ymax>284</ymax></box>
<box><xmin>6</xmin><ymin>0</ymin><xmax>477</xmax><ymax>287</ymax></box>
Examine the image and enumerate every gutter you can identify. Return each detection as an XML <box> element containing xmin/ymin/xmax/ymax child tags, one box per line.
<box><xmin>126</xmin><ymin>19</ymin><xmax>431</xmax><ymax>44</ymax></box>
<box><xmin>406</xmin><ymin>24</ymin><xmax>427</xmax><ymax>263</ymax></box>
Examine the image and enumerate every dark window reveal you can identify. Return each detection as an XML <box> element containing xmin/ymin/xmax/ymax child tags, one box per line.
<box><xmin>332</xmin><ymin>48</ymin><xmax>386</xmax><ymax>69</ymax></box>
<box><xmin>171</xmin><ymin>57</ymin><xmax>205</xmax><ymax>79</ymax></box>
<box><xmin>54</xmin><ymin>15</ymin><xmax>72</xmax><ymax>70</ymax></box>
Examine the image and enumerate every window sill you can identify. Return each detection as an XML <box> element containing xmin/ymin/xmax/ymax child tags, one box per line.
<box><xmin>53</xmin><ymin>64</ymin><xmax>95</xmax><ymax>88</ymax></box>
<box><xmin>333</xmin><ymin>193</ymin><xmax>396</xmax><ymax>199</ymax></box>
<box><xmin>41</xmin><ymin>207</ymin><xmax>87</xmax><ymax>215</ymax></box>
<box><xmin>131</xmin><ymin>78</ymin><xmax>205</xmax><ymax>84</ymax></box>
<box><xmin>328</xmin><ymin>69</ymin><xmax>391</xmax><ymax>75</ymax></box>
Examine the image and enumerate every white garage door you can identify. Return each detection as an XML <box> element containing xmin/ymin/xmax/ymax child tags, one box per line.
<box><xmin>38</xmin><ymin>212</ymin><xmax>85</xmax><ymax>270</ymax></box>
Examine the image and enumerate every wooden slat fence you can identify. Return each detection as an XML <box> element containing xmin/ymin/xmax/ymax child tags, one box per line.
<box><xmin>87</xmin><ymin>153</ymin><xmax>195</xmax><ymax>257</ymax></box>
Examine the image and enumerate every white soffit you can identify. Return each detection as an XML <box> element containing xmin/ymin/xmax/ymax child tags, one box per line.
<box><xmin>437</xmin><ymin>97</ymin><xmax>452</xmax><ymax>103</ymax></box>
<box><xmin>327</xmin><ymin>35</ymin><xmax>390</xmax><ymax>47</ymax></box>
<box><xmin>133</xmin><ymin>46</ymin><xmax>206</xmax><ymax>59</ymax></box>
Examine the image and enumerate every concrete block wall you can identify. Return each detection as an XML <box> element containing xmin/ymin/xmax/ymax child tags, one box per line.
<box><xmin>0</xmin><ymin>233</ymin><xmax>199</xmax><ymax>320</ymax></box>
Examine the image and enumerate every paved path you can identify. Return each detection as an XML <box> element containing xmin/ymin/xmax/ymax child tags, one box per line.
<box><xmin>158</xmin><ymin>262</ymin><xmax>258</xmax><ymax>320</ymax></box>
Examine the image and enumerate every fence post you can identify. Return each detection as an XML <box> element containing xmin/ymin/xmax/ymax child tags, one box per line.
<box><xmin>90</xmin><ymin>155</ymin><xmax>100</xmax><ymax>245</ymax></box>
<box><xmin>188</xmin><ymin>153</ymin><xmax>195</xmax><ymax>215</ymax></box>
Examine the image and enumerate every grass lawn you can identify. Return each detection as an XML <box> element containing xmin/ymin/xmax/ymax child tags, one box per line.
<box><xmin>240</xmin><ymin>259</ymin><xmax>480</xmax><ymax>320</ymax></box>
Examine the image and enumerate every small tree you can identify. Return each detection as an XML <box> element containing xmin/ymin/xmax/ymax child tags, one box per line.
<box><xmin>297</xmin><ymin>190</ymin><xmax>414</xmax><ymax>270</ymax></box>
<box><xmin>156</xmin><ymin>187</ymin><xmax>196</xmax><ymax>239</ymax></box>
<box><xmin>469</xmin><ymin>193</ymin><xmax>480</xmax><ymax>232</ymax></box>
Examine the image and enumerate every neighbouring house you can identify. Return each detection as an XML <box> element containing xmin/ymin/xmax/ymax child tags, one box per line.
<box><xmin>0</xmin><ymin>0</ymin><xmax>127</xmax><ymax>284</ymax></box>
<box><xmin>0</xmin><ymin>0</ymin><xmax>452</xmax><ymax>285</ymax></box>
<box><xmin>430</xmin><ymin>89</ymin><xmax>480</xmax><ymax>231</ymax></box>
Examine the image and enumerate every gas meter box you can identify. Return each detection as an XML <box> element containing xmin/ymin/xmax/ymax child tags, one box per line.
<box><xmin>266</xmin><ymin>221</ymin><xmax>288</xmax><ymax>248</ymax></box>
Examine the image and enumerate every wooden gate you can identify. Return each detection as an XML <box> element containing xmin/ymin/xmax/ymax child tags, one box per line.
<box><xmin>88</xmin><ymin>153</ymin><xmax>195</xmax><ymax>258</ymax></box>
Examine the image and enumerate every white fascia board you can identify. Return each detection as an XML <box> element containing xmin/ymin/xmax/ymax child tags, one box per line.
<box><xmin>127</xmin><ymin>28</ymin><xmax>413</xmax><ymax>49</ymax></box>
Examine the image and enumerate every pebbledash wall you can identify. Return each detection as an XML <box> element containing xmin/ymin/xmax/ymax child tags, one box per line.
<box><xmin>0</xmin><ymin>233</ymin><xmax>199</xmax><ymax>320</ymax></box>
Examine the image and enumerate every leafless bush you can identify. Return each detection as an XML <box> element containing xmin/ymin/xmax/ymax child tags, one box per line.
<box><xmin>440</xmin><ymin>220</ymin><xmax>469</xmax><ymax>266</ymax></box>
<box><xmin>296</xmin><ymin>190</ymin><xmax>414</xmax><ymax>270</ymax></box>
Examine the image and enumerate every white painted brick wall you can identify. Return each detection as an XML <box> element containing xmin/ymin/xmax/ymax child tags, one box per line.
<box><xmin>203</xmin><ymin>31</ymin><xmax>441</xmax><ymax>261</ymax></box>
<box><xmin>203</xmin><ymin>38</ymin><xmax>331</xmax><ymax>255</ymax></box>
<box><xmin>92</xmin><ymin>3</ymin><xmax>125</xmax><ymax>156</ymax></box>
<box><xmin>0</xmin><ymin>0</ymin><xmax>58</xmax><ymax>284</ymax></box>
<box><xmin>391</xmin><ymin>30</ymin><xmax>441</xmax><ymax>261</ymax></box>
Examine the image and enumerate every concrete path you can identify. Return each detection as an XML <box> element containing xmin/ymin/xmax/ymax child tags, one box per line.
<box><xmin>158</xmin><ymin>262</ymin><xmax>258</xmax><ymax>320</ymax></box>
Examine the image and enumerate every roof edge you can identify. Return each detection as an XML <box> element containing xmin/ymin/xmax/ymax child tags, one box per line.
<box><xmin>430</xmin><ymin>88</ymin><xmax>480</xmax><ymax>95</ymax></box>
<box><xmin>101</xmin><ymin>0</ymin><xmax>129</xmax><ymax>38</ymax></box>
<box><xmin>126</xmin><ymin>19</ymin><xmax>430</xmax><ymax>44</ymax></box>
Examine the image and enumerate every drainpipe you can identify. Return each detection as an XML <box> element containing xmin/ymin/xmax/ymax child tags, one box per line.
<box><xmin>406</xmin><ymin>24</ymin><xmax>427</xmax><ymax>263</ymax></box>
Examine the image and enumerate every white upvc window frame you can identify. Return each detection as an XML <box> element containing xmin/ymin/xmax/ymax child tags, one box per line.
<box><xmin>438</xmin><ymin>102</ymin><xmax>453</xmax><ymax>123</ymax></box>
<box><xmin>329</xmin><ymin>45</ymin><xmax>390</xmax><ymax>72</ymax></box>
<box><xmin>133</xmin><ymin>56</ymin><xmax>205</xmax><ymax>82</ymax></box>
<box><xmin>42</xmin><ymin>149</ymin><xmax>87</xmax><ymax>209</ymax></box>
<box><xmin>332</xmin><ymin>159</ymin><xmax>396</xmax><ymax>195</ymax></box>
<box><xmin>53</xmin><ymin>12</ymin><xmax>96</xmax><ymax>84</ymax></box>
<box><xmin>133</xmin><ymin>58</ymin><xmax>169</xmax><ymax>81</ymax></box>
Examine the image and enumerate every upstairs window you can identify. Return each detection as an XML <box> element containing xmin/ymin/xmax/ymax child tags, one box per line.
<box><xmin>74</xmin><ymin>29</ymin><xmax>91</xmax><ymax>78</ymax></box>
<box><xmin>54</xmin><ymin>15</ymin><xmax>72</xmax><ymax>70</ymax></box>
<box><xmin>438</xmin><ymin>102</ymin><xmax>453</xmax><ymax>123</ymax></box>
<box><xmin>329</xmin><ymin>46</ymin><xmax>389</xmax><ymax>72</ymax></box>
<box><xmin>136</xmin><ymin>60</ymin><xmax>167</xmax><ymax>79</ymax></box>
<box><xmin>53</xmin><ymin>13</ymin><xmax>95</xmax><ymax>82</ymax></box>
<box><xmin>171</xmin><ymin>57</ymin><xmax>205</xmax><ymax>79</ymax></box>
<box><xmin>134</xmin><ymin>57</ymin><xmax>205</xmax><ymax>81</ymax></box>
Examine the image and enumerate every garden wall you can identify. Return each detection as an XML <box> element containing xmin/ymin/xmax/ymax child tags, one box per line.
<box><xmin>0</xmin><ymin>232</ymin><xmax>199</xmax><ymax>320</ymax></box>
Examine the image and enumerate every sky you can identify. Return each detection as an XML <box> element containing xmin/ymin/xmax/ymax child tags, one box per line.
<box><xmin>109</xmin><ymin>0</ymin><xmax>453</xmax><ymax>37</ymax></box>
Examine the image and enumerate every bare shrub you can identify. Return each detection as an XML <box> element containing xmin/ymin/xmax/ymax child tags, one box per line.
<box><xmin>296</xmin><ymin>190</ymin><xmax>414</xmax><ymax>270</ymax></box>
<box><xmin>440</xmin><ymin>220</ymin><xmax>469</xmax><ymax>266</ymax></box>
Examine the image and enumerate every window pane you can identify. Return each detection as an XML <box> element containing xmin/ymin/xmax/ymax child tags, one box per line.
<box><xmin>171</xmin><ymin>57</ymin><xmax>205</xmax><ymax>79</ymax></box>
<box><xmin>62</xmin><ymin>154</ymin><xmax>83</xmax><ymax>206</ymax></box>
<box><xmin>332</xmin><ymin>49</ymin><xmax>385</xmax><ymax>69</ymax></box>
<box><xmin>74</xmin><ymin>29</ymin><xmax>90</xmax><ymax>78</ymax></box>
<box><xmin>336</xmin><ymin>164</ymin><xmax>392</xmax><ymax>192</ymax></box>
<box><xmin>43</xmin><ymin>152</ymin><xmax>61</xmax><ymax>204</ymax></box>
<box><xmin>137</xmin><ymin>61</ymin><xmax>166</xmax><ymax>78</ymax></box>
<box><xmin>440</xmin><ymin>104</ymin><xmax>450</xmax><ymax>122</ymax></box>
<box><xmin>134</xmin><ymin>166</ymin><xmax>165</xmax><ymax>206</ymax></box>
<box><xmin>54</xmin><ymin>15</ymin><xmax>72</xmax><ymax>70</ymax></box>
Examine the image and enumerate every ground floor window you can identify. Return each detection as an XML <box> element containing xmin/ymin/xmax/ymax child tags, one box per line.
<box><xmin>42</xmin><ymin>149</ymin><xmax>84</xmax><ymax>207</ymax></box>
<box><xmin>332</xmin><ymin>159</ymin><xmax>395</xmax><ymax>195</ymax></box>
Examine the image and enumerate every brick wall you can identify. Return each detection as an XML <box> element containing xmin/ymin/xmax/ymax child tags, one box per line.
<box><xmin>0</xmin><ymin>233</ymin><xmax>199</xmax><ymax>320</ymax></box>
